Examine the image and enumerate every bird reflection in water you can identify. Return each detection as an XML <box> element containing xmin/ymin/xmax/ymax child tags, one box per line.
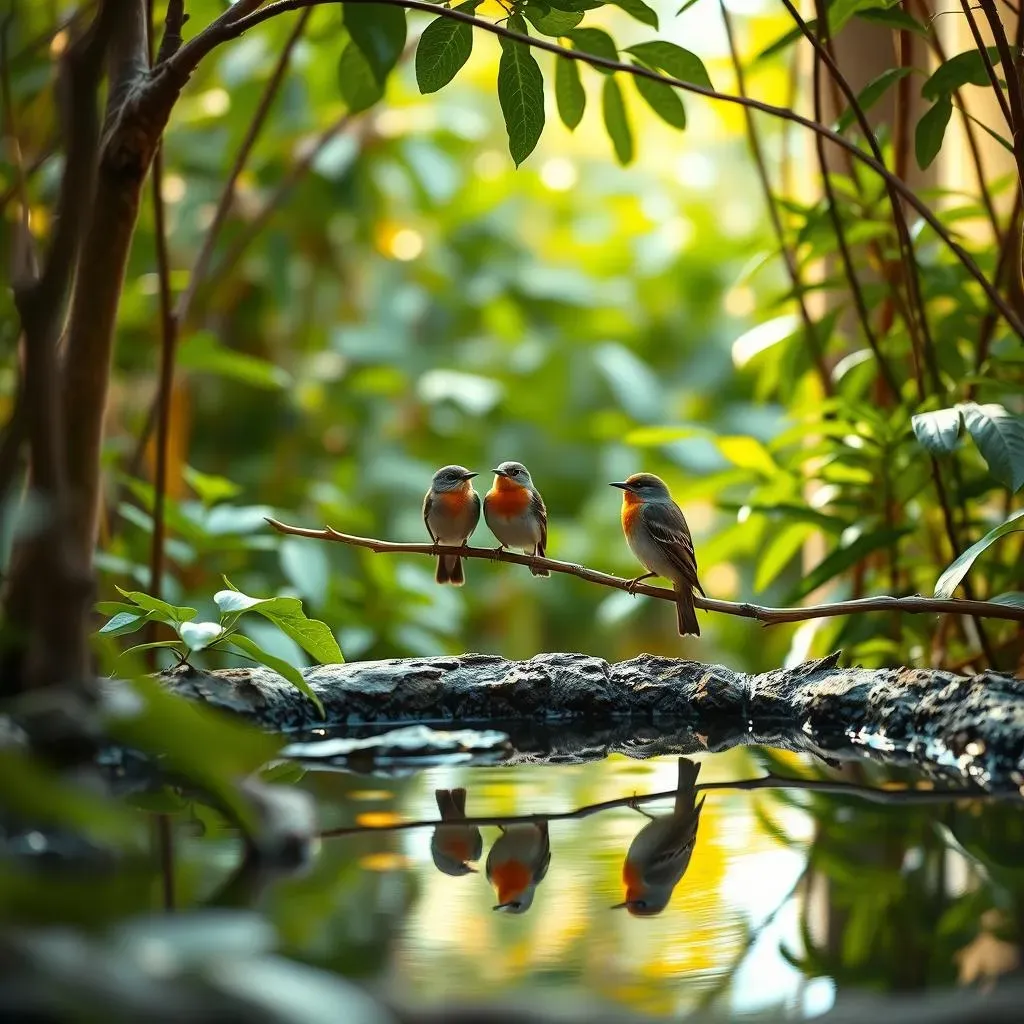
<box><xmin>613</xmin><ymin>756</ymin><xmax>705</xmax><ymax>917</ymax></box>
<box><xmin>486</xmin><ymin>820</ymin><xmax>551</xmax><ymax>914</ymax></box>
<box><xmin>430</xmin><ymin>788</ymin><xmax>483</xmax><ymax>877</ymax></box>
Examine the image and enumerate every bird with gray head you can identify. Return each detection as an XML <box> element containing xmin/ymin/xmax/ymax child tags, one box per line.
<box><xmin>430</xmin><ymin>788</ymin><xmax>483</xmax><ymax>877</ymax></box>
<box><xmin>483</xmin><ymin>460</ymin><xmax>549</xmax><ymax>577</ymax></box>
<box><xmin>423</xmin><ymin>465</ymin><xmax>481</xmax><ymax>585</ymax></box>
<box><xmin>609</xmin><ymin>472</ymin><xmax>705</xmax><ymax>636</ymax></box>
<box><xmin>612</xmin><ymin>757</ymin><xmax>704</xmax><ymax>917</ymax></box>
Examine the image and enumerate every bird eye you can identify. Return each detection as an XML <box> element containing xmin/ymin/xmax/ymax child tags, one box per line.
<box><xmin>510</xmin><ymin>468</ymin><xmax>519</xmax><ymax>476</ymax></box>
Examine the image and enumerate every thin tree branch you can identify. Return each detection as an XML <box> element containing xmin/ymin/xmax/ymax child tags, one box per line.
<box><xmin>974</xmin><ymin>191</ymin><xmax>1023</xmax><ymax>388</ymax></box>
<box><xmin>264</xmin><ymin>519</ymin><xmax>1024</xmax><ymax>625</ymax></box>
<box><xmin>720</xmin><ymin>0</ymin><xmax>832</xmax><ymax>395</ymax></box>
<box><xmin>174</xmin><ymin>8</ymin><xmax>312</xmax><ymax>327</ymax></box>
<box><xmin>150</xmin><ymin>0</ymin><xmax>1024</xmax><ymax>337</ymax></box>
<box><xmin>318</xmin><ymin>774</ymin><xmax>1006</xmax><ymax>839</ymax></box>
<box><xmin>155</xmin><ymin>0</ymin><xmax>187</xmax><ymax>66</ymax></box>
<box><xmin>810</xmin><ymin>10</ymin><xmax>898</xmax><ymax>399</ymax></box>
<box><xmin>962</xmin><ymin>0</ymin><xmax>1014</xmax><ymax>132</ymax></box>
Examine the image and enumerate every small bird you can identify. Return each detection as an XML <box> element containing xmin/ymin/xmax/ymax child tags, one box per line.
<box><xmin>610</xmin><ymin>472</ymin><xmax>705</xmax><ymax>636</ymax></box>
<box><xmin>483</xmin><ymin>461</ymin><xmax>549</xmax><ymax>577</ymax></box>
<box><xmin>612</xmin><ymin>757</ymin><xmax>705</xmax><ymax>917</ymax></box>
<box><xmin>423</xmin><ymin>465</ymin><xmax>481</xmax><ymax>585</ymax></box>
<box><xmin>485</xmin><ymin>821</ymin><xmax>551</xmax><ymax>913</ymax></box>
<box><xmin>430</xmin><ymin>788</ymin><xmax>483</xmax><ymax>877</ymax></box>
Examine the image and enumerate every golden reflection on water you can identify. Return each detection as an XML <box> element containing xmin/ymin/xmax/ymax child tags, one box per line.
<box><xmin>339</xmin><ymin>748</ymin><xmax>817</xmax><ymax>1017</ymax></box>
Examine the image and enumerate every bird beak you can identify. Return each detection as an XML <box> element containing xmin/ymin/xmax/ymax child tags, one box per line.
<box><xmin>609</xmin><ymin>481</ymin><xmax>631</xmax><ymax>491</ymax></box>
<box><xmin>491</xmin><ymin>468</ymin><xmax>507</xmax><ymax>477</ymax></box>
<box><xmin>463</xmin><ymin>471</ymin><xmax>479</xmax><ymax>480</ymax></box>
<box><xmin>492</xmin><ymin>901</ymin><xmax>515</xmax><ymax>912</ymax></box>
<box><xmin>609</xmin><ymin>901</ymin><xmax>631</xmax><ymax>910</ymax></box>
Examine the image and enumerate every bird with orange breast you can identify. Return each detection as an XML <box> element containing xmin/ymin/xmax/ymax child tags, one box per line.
<box><xmin>612</xmin><ymin>757</ymin><xmax>705</xmax><ymax>917</ymax></box>
<box><xmin>483</xmin><ymin>461</ymin><xmax>549</xmax><ymax>577</ymax></box>
<box><xmin>430</xmin><ymin>788</ymin><xmax>483</xmax><ymax>877</ymax></box>
<box><xmin>423</xmin><ymin>465</ymin><xmax>481</xmax><ymax>585</ymax></box>
<box><xmin>485</xmin><ymin>821</ymin><xmax>550</xmax><ymax>914</ymax></box>
<box><xmin>609</xmin><ymin>472</ymin><xmax>705</xmax><ymax>636</ymax></box>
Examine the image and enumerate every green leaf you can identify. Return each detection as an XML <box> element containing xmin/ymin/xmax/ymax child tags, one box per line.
<box><xmin>213</xmin><ymin>589</ymin><xmax>343</xmax><ymax>664</ymax></box>
<box><xmin>344</xmin><ymin>3</ymin><xmax>407</xmax><ymax>84</ymax></box>
<box><xmin>498</xmin><ymin>16</ymin><xmax>546</xmax><ymax>166</ymax></box>
<box><xmin>677</xmin><ymin>0</ymin><xmax>703</xmax><ymax>12</ymax></box>
<box><xmin>915</xmin><ymin>96</ymin><xmax>953</xmax><ymax>170</ymax></box>
<box><xmin>98</xmin><ymin>610</ymin><xmax>153</xmax><ymax>636</ymax></box>
<box><xmin>177</xmin><ymin>331</ymin><xmax>291</xmax><ymax>390</ymax></box>
<box><xmin>755</xmin><ymin>23</ymin><xmax>809</xmax><ymax>63</ymax></box>
<box><xmin>416</xmin><ymin>2</ymin><xmax>478</xmax><ymax>94</ymax></box>
<box><xmin>789</xmin><ymin>528</ymin><xmax>911</xmax><ymax>601</ymax></box>
<box><xmin>923</xmin><ymin>47</ymin><xmax>1007</xmax><ymax>100</ymax></box>
<box><xmin>115</xmin><ymin>586</ymin><xmax>196</xmax><ymax>626</ymax></box>
<box><xmin>934</xmin><ymin>510</ymin><xmax>1024</xmax><ymax>599</ymax></box>
<box><xmin>183</xmin><ymin>465</ymin><xmax>242</xmax><ymax>505</ymax></box>
<box><xmin>716</xmin><ymin>436</ymin><xmax>779</xmax><ymax>478</ymax></box>
<box><xmin>118</xmin><ymin>640</ymin><xmax>184</xmax><ymax>659</ymax></box>
<box><xmin>857</xmin><ymin>6</ymin><xmax>927</xmax><ymax>34</ymax></box>
<box><xmin>524</xmin><ymin>6</ymin><xmax>583</xmax><ymax>35</ymax></box>
<box><xmin>228</xmin><ymin>634</ymin><xmax>325</xmax><ymax>719</ymax></box>
<box><xmin>835</xmin><ymin>67</ymin><xmax>911</xmax><ymax>133</ymax></box>
<box><xmin>911</xmin><ymin>406</ymin><xmax>962</xmax><ymax>456</ymax></box>
<box><xmin>625</xmin><ymin>41</ymin><xmax>712</xmax><ymax>89</ymax></box>
<box><xmin>602</xmin><ymin>76</ymin><xmax>633</xmax><ymax>165</ymax></box>
<box><xmin>610</xmin><ymin>0</ymin><xmax>658</xmax><ymax>28</ymax></box>
<box><xmin>829</xmin><ymin>0</ymin><xmax>893</xmax><ymax>33</ymax></box>
<box><xmin>960</xmin><ymin>402</ymin><xmax>1024</xmax><ymax>491</ymax></box>
<box><xmin>555</xmin><ymin>56</ymin><xmax>586</xmax><ymax>130</ymax></box>
<box><xmin>755</xmin><ymin>523</ymin><xmax>813</xmax><ymax>593</ymax></box>
<box><xmin>631</xmin><ymin>61</ymin><xmax>686</xmax><ymax>129</ymax></box>
<box><xmin>179</xmin><ymin>621</ymin><xmax>224</xmax><ymax>652</ymax></box>
<box><xmin>337</xmin><ymin>42</ymin><xmax>385</xmax><ymax>113</ymax></box>
<box><xmin>569</xmin><ymin>28</ymin><xmax>618</xmax><ymax>75</ymax></box>
<box><xmin>990</xmin><ymin>591</ymin><xmax>1024</xmax><ymax>608</ymax></box>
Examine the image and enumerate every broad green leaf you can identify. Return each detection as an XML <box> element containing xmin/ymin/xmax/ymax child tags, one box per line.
<box><xmin>923</xmin><ymin>47</ymin><xmax>1006</xmax><ymax>100</ymax></box>
<box><xmin>624</xmin><ymin>425</ymin><xmax>702</xmax><ymax>446</ymax></box>
<box><xmin>98</xmin><ymin>610</ymin><xmax>153</xmax><ymax>636</ymax></box>
<box><xmin>716</xmin><ymin>436</ymin><xmax>779</xmax><ymax>478</ymax></box>
<box><xmin>177</xmin><ymin>331</ymin><xmax>290</xmax><ymax>390</ymax></box>
<box><xmin>960</xmin><ymin>402</ymin><xmax>1024</xmax><ymax>491</ymax></box>
<box><xmin>498</xmin><ymin>17</ymin><xmax>546</xmax><ymax>166</ymax></box>
<box><xmin>106</xmin><ymin>677</ymin><xmax>282</xmax><ymax>831</ymax></box>
<box><xmin>858</xmin><ymin>6</ymin><xmax>927</xmax><ymax>34</ymax></box>
<box><xmin>610</xmin><ymin>0</ymin><xmax>658</xmax><ymax>28</ymax></box>
<box><xmin>915</xmin><ymin>96</ymin><xmax>953</xmax><ymax>170</ymax></box>
<box><xmin>602</xmin><ymin>76</ymin><xmax>633</xmax><ymax>165</ymax></box>
<box><xmin>911</xmin><ymin>406</ymin><xmax>962</xmax><ymax>456</ymax></box>
<box><xmin>524</xmin><ymin>6</ymin><xmax>583</xmax><ymax>35</ymax></box>
<box><xmin>934</xmin><ymin>510</ymin><xmax>1024</xmax><ymax>599</ymax></box>
<box><xmin>344</xmin><ymin>3</ymin><xmax>407</xmax><ymax>84</ymax></box>
<box><xmin>96</xmin><ymin>601</ymin><xmax>146</xmax><ymax>617</ymax></box>
<box><xmin>755</xmin><ymin>23</ymin><xmax>811</xmax><ymax>63</ymax></box>
<box><xmin>555</xmin><ymin>56</ymin><xmax>586</xmax><ymax>130</ymax></box>
<box><xmin>755</xmin><ymin>523</ymin><xmax>812</xmax><ymax>593</ymax></box>
<box><xmin>963</xmin><ymin>110</ymin><xmax>1013</xmax><ymax>153</ymax></box>
<box><xmin>179</xmin><ymin>621</ymin><xmax>225</xmax><ymax>652</ymax></box>
<box><xmin>214</xmin><ymin>589</ymin><xmax>343</xmax><ymax>664</ymax></box>
<box><xmin>228</xmin><ymin>634</ymin><xmax>325</xmax><ymax>718</ymax></box>
<box><xmin>829</xmin><ymin>0</ymin><xmax>892</xmax><ymax>33</ymax></box>
<box><xmin>416</xmin><ymin>3</ymin><xmax>478</xmax><ymax>95</ymax></box>
<box><xmin>337</xmin><ymin>42</ymin><xmax>384</xmax><ymax>113</ymax></box>
<box><xmin>990</xmin><ymin>591</ymin><xmax>1024</xmax><ymax>608</ymax></box>
<box><xmin>631</xmin><ymin>61</ymin><xmax>686</xmax><ymax>129</ymax></box>
<box><xmin>625</xmin><ymin>41</ymin><xmax>712</xmax><ymax>90</ymax></box>
<box><xmin>115</xmin><ymin>586</ymin><xmax>196</xmax><ymax>625</ymax></box>
<box><xmin>183</xmin><ymin>465</ymin><xmax>242</xmax><ymax>505</ymax></box>
<box><xmin>570</xmin><ymin>28</ymin><xmax>618</xmax><ymax>75</ymax></box>
<box><xmin>835</xmin><ymin>68</ymin><xmax>911</xmax><ymax>133</ymax></box>
<box><xmin>789</xmin><ymin>528</ymin><xmax>911</xmax><ymax>601</ymax></box>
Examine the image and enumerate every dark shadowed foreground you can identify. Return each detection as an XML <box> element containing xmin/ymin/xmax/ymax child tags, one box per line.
<box><xmin>162</xmin><ymin>652</ymin><xmax>1024</xmax><ymax>788</ymax></box>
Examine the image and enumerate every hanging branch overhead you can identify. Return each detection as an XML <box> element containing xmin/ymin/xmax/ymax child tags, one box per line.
<box><xmin>264</xmin><ymin>519</ymin><xmax>1024</xmax><ymax>625</ymax></box>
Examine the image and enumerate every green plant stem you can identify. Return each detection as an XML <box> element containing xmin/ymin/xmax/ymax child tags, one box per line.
<box><xmin>720</xmin><ymin>0</ymin><xmax>832</xmax><ymax>395</ymax></box>
<box><xmin>264</xmin><ymin>519</ymin><xmax>1024</xmax><ymax>625</ymax></box>
<box><xmin>153</xmin><ymin>0</ymin><xmax>1024</xmax><ymax>338</ymax></box>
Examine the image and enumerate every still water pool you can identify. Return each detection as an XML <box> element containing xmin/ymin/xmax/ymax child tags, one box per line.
<box><xmin>183</xmin><ymin>744</ymin><xmax>1022</xmax><ymax>1019</ymax></box>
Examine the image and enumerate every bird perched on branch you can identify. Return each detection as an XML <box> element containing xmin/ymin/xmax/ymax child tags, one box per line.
<box><xmin>483</xmin><ymin>461</ymin><xmax>549</xmax><ymax>576</ymax></box>
<box><xmin>612</xmin><ymin>757</ymin><xmax>705</xmax><ymax>917</ymax></box>
<box><xmin>610</xmin><ymin>472</ymin><xmax>705</xmax><ymax>636</ymax></box>
<box><xmin>486</xmin><ymin>820</ymin><xmax>551</xmax><ymax>913</ymax></box>
<box><xmin>430</xmin><ymin>788</ymin><xmax>483</xmax><ymax>877</ymax></box>
<box><xmin>423</xmin><ymin>465</ymin><xmax>481</xmax><ymax>585</ymax></box>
